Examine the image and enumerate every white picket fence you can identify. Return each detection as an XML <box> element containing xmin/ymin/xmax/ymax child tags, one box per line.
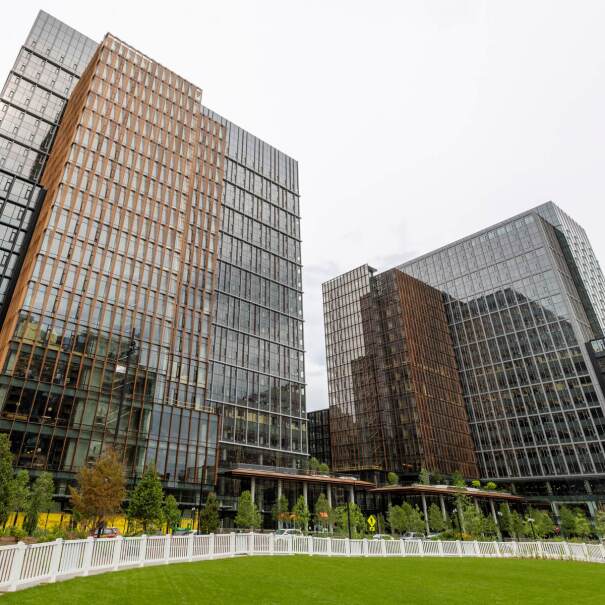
<box><xmin>1</xmin><ymin>533</ymin><xmax>604</xmax><ymax>592</ymax></box>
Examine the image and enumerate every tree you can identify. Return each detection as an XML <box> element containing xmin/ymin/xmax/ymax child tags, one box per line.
<box><xmin>510</xmin><ymin>511</ymin><xmax>527</xmax><ymax>539</ymax></box>
<box><xmin>272</xmin><ymin>495</ymin><xmax>290</xmax><ymax>529</ymax></box>
<box><xmin>332</xmin><ymin>503</ymin><xmax>365</xmax><ymax>537</ymax></box>
<box><xmin>313</xmin><ymin>493</ymin><xmax>331</xmax><ymax>531</ymax></box>
<box><xmin>574</xmin><ymin>510</ymin><xmax>591</xmax><ymax>539</ymax></box>
<box><xmin>485</xmin><ymin>481</ymin><xmax>497</xmax><ymax>491</ymax></box>
<box><xmin>164</xmin><ymin>495</ymin><xmax>180</xmax><ymax>533</ymax></box>
<box><xmin>451</xmin><ymin>471</ymin><xmax>465</xmax><ymax>487</ymax></box>
<box><xmin>199</xmin><ymin>492</ymin><xmax>220</xmax><ymax>533</ymax></box>
<box><xmin>526</xmin><ymin>508</ymin><xmax>554</xmax><ymax>539</ymax></box>
<box><xmin>127</xmin><ymin>466</ymin><xmax>165</xmax><ymax>533</ymax></box>
<box><xmin>9</xmin><ymin>470</ymin><xmax>30</xmax><ymax>527</ymax></box>
<box><xmin>428</xmin><ymin>503</ymin><xmax>446</xmax><ymax>533</ymax></box>
<box><xmin>235</xmin><ymin>491</ymin><xmax>261</xmax><ymax>530</ymax></box>
<box><xmin>387</xmin><ymin>472</ymin><xmax>399</xmax><ymax>486</ymax></box>
<box><xmin>432</xmin><ymin>471</ymin><xmax>444</xmax><ymax>485</ymax></box>
<box><xmin>292</xmin><ymin>495</ymin><xmax>310</xmax><ymax>533</ymax></box>
<box><xmin>419</xmin><ymin>468</ymin><xmax>430</xmax><ymax>485</ymax></box>
<box><xmin>471</xmin><ymin>480</ymin><xmax>481</xmax><ymax>489</ymax></box>
<box><xmin>559</xmin><ymin>506</ymin><xmax>576</xmax><ymax>538</ymax></box>
<box><xmin>318</xmin><ymin>463</ymin><xmax>330</xmax><ymax>473</ymax></box>
<box><xmin>0</xmin><ymin>434</ymin><xmax>14</xmax><ymax>527</ymax></box>
<box><xmin>461</xmin><ymin>501</ymin><xmax>484</xmax><ymax>538</ymax></box>
<box><xmin>308</xmin><ymin>457</ymin><xmax>320</xmax><ymax>472</ymax></box>
<box><xmin>70</xmin><ymin>448</ymin><xmax>126</xmax><ymax>533</ymax></box>
<box><xmin>24</xmin><ymin>472</ymin><xmax>54</xmax><ymax>534</ymax></box>
<box><xmin>389</xmin><ymin>503</ymin><xmax>425</xmax><ymax>535</ymax></box>
<box><xmin>594</xmin><ymin>510</ymin><xmax>605</xmax><ymax>539</ymax></box>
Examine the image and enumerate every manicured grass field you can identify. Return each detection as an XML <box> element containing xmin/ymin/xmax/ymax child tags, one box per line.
<box><xmin>3</xmin><ymin>556</ymin><xmax>604</xmax><ymax>604</ymax></box>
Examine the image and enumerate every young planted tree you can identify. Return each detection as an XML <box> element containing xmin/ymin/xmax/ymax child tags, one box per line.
<box><xmin>127</xmin><ymin>466</ymin><xmax>165</xmax><ymax>533</ymax></box>
<box><xmin>164</xmin><ymin>495</ymin><xmax>181</xmax><ymax>533</ymax></box>
<box><xmin>418</xmin><ymin>468</ymin><xmax>431</xmax><ymax>485</ymax></box>
<box><xmin>526</xmin><ymin>508</ymin><xmax>554</xmax><ymax>539</ymax></box>
<box><xmin>559</xmin><ymin>506</ymin><xmax>577</xmax><ymax>538</ymax></box>
<box><xmin>70</xmin><ymin>448</ymin><xmax>126</xmax><ymax>533</ymax></box>
<box><xmin>272</xmin><ymin>495</ymin><xmax>290</xmax><ymax>529</ymax></box>
<box><xmin>594</xmin><ymin>510</ymin><xmax>605</xmax><ymax>539</ymax></box>
<box><xmin>387</xmin><ymin>472</ymin><xmax>399</xmax><ymax>486</ymax></box>
<box><xmin>451</xmin><ymin>470</ymin><xmax>465</xmax><ymax>488</ymax></box>
<box><xmin>314</xmin><ymin>493</ymin><xmax>331</xmax><ymax>531</ymax></box>
<box><xmin>332</xmin><ymin>503</ymin><xmax>365</xmax><ymax>537</ymax></box>
<box><xmin>428</xmin><ymin>503</ymin><xmax>446</xmax><ymax>533</ymax></box>
<box><xmin>388</xmin><ymin>505</ymin><xmax>405</xmax><ymax>536</ymax></box>
<box><xmin>235</xmin><ymin>490</ymin><xmax>261</xmax><ymax>530</ymax></box>
<box><xmin>308</xmin><ymin>457</ymin><xmax>320</xmax><ymax>472</ymax></box>
<box><xmin>461</xmin><ymin>501</ymin><xmax>484</xmax><ymax>538</ymax></box>
<box><xmin>0</xmin><ymin>434</ymin><xmax>14</xmax><ymax>527</ymax></box>
<box><xmin>9</xmin><ymin>470</ymin><xmax>30</xmax><ymax>527</ymax></box>
<box><xmin>400</xmin><ymin>502</ymin><xmax>425</xmax><ymax>535</ymax></box>
<box><xmin>292</xmin><ymin>495</ymin><xmax>310</xmax><ymax>533</ymax></box>
<box><xmin>199</xmin><ymin>492</ymin><xmax>220</xmax><ymax>533</ymax></box>
<box><xmin>317</xmin><ymin>463</ymin><xmax>330</xmax><ymax>473</ymax></box>
<box><xmin>574</xmin><ymin>510</ymin><xmax>592</xmax><ymax>540</ymax></box>
<box><xmin>24</xmin><ymin>472</ymin><xmax>54</xmax><ymax>534</ymax></box>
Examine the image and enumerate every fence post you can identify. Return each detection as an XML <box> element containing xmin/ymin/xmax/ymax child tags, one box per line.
<box><xmin>582</xmin><ymin>542</ymin><xmax>589</xmax><ymax>562</ymax></box>
<box><xmin>362</xmin><ymin>538</ymin><xmax>368</xmax><ymax>557</ymax></box>
<box><xmin>473</xmin><ymin>540</ymin><xmax>479</xmax><ymax>557</ymax></box>
<box><xmin>288</xmin><ymin>534</ymin><xmax>293</xmax><ymax>555</ymax></box>
<box><xmin>562</xmin><ymin>541</ymin><xmax>571</xmax><ymax>560</ymax></box>
<box><xmin>599</xmin><ymin>543</ymin><xmax>605</xmax><ymax>562</ymax></box>
<box><xmin>209</xmin><ymin>534</ymin><xmax>215</xmax><ymax>559</ymax></box>
<box><xmin>139</xmin><ymin>535</ymin><xmax>148</xmax><ymax>567</ymax></box>
<box><xmin>418</xmin><ymin>539</ymin><xmax>424</xmax><ymax>557</ymax></box>
<box><xmin>346</xmin><ymin>538</ymin><xmax>351</xmax><ymax>557</ymax></box>
<box><xmin>8</xmin><ymin>542</ymin><xmax>26</xmax><ymax>592</ymax></box>
<box><xmin>248</xmin><ymin>532</ymin><xmax>254</xmax><ymax>555</ymax></box>
<box><xmin>269</xmin><ymin>532</ymin><xmax>275</xmax><ymax>555</ymax></box>
<box><xmin>536</xmin><ymin>541</ymin><xmax>544</xmax><ymax>559</ymax></box>
<box><xmin>163</xmin><ymin>534</ymin><xmax>171</xmax><ymax>564</ymax></box>
<box><xmin>309</xmin><ymin>535</ymin><xmax>314</xmax><ymax>556</ymax></box>
<box><xmin>187</xmin><ymin>533</ymin><xmax>194</xmax><ymax>562</ymax></box>
<box><xmin>48</xmin><ymin>538</ymin><xmax>63</xmax><ymax>583</ymax></box>
<box><xmin>381</xmin><ymin>538</ymin><xmax>387</xmax><ymax>557</ymax></box>
<box><xmin>456</xmin><ymin>540</ymin><xmax>463</xmax><ymax>557</ymax></box>
<box><xmin>494</xmin><ymin>541</ymin><xmax>501</xmax><ymax>558</ymax></box>
<box><xmin>112</xmin><ymin>536</ymin><xmax>124</xmax><ymax>570</ymax></box>
<box><xmin>230</xmin><ymin>532</ymin><xmax>235</xmax><ymax>557</ymax></box>
<box><xmin>437</xmin><ymin>540</ymin><xmax>444</xmax><ymax>557</ymax></box>
<box><xmin>327</xmin><ymin>537</ymin><xmax>332</xmax><ymax>557</ymax></box>
<box><xmin>82</xmin><ymin>537</ymin><xmax>95</xmax><ymax>576</ymax></box>
<box><xmin>512</xmin><ymin>541</ymin><xmax>518</xmax><ymax>558</ymax></box>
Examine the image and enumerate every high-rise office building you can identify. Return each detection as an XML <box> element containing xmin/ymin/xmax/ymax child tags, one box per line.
<box><xmin>307</xmin><ymin>408</ymin><xmax>331</xmax><ymax>468</ymax></box>
<box><xmin>323</xmin><ymin>202</ymin><xmax>605</xmax><ymax>511</ymax></box>
<box><xmin>0</xmin><ymin>11</ymin><xmax>306</xmax><ymax>512</ymax></box>
<box><xmin>322</xmin><ymin>265</ymin><xmax>478</xmax><ymax>480</ymax></box>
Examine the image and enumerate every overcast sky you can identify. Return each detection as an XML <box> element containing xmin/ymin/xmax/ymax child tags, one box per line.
<box><xmin>2</xmin><ymin>1</ymin><xmax>604</xmax><ymax>411</ymax></box>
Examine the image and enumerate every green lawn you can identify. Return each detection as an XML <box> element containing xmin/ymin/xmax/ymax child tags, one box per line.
<box><xmin>3</xmin><ymin>556</ymin><xmax>604</xmax><ymax>604</ymax></box>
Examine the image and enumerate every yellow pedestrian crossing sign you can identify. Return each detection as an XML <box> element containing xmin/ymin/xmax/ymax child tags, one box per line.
<box><xmin>367</xmin><ymin>515</ymin><xmax>377</xmax><ymax>532</ymax></box>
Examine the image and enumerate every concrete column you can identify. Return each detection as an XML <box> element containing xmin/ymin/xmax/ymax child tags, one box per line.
<box><xmin>550</xmin><ymin>501</ymin><xmax>560</xmax><ymax>524</ymax></box>
<box><xmin>490</xmin><ymin>500</ymin><xmax>502</xmax><ymax>540</ymax></box>
<box><xmin>349</xmin><ymin>485</ymin><xmax>355</xmax><ymax>504</ymax></box>
<box><xmin>303</xmin><ymin>481</ymin><xmax>308</xmax><ymax>506</ymax></box>
<box><xmin>439</xmin><ymin>495</ymin><xmax>447</xmax><ymax>522</ymax></box>
<box><xmin>250</xmin><ymin>477</ymin><xmax>256</xmax><ymax>504</ymax></box>
<box><xmin>421</xmin><ymin>494</ymin><xmax>430</xmax><ymax>535</ymax></box>
<box><xmin>587</xmin><ymin>501</ymin><xmax>597</xmax><ymax>520</ymax></box>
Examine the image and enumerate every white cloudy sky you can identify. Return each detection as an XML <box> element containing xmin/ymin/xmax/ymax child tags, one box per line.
<box><xmin>2</xmin><ymin>1</ymin><xmax>604</xmax><ymax>411</ymax></box>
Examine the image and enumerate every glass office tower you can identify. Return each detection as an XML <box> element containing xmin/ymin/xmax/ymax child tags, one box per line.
<box><xmin>323</xmin><ymin>265</ymin><xmax>477</xmax><ymax>480</ymax></box>
<box><xmin>0</xmin><ymin>12</ymin><xmax>96</xmax><ymax>325</ymax></box>
<box><xmin>204</xmin><ymin>108</ymin><xmax>307</xmax><ymax>504</ymax></box>
<box><xmin>0</xmin><ymin>11</ymin><xmax>306</xmax><ymax>511</ymax></box>
<box><xmin>399</xmin><ymin>203</ymin><xmax>605</xmax><ymax>504</ymax></box>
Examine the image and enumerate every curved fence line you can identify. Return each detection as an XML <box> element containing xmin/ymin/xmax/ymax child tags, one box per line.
<box><xmin>0</xmin><ymin>533</ymin><xmax>603</xmax><ymax>592</ymax></box>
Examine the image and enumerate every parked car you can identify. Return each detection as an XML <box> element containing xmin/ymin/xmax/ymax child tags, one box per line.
<box><xmin>90</xmin><ymin>527</ymin><xmax>120</xmax><ymax>538</ymax></box>
<box><xmin>372</xmin><ymin>534</ymin><xmax>394</xmax><ymax>540</ymax></box>
<box><xmin>275</xmin><ymin>529</ymin><xmax>303</xmax><ymax>536</ymax></box>
<box><xmin>400</xmin><ymin>532</ymin><xmax>424</xmax><ymax>541</ymax></box>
